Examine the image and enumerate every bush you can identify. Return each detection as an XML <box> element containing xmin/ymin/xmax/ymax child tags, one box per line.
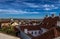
<box><xmin>0</xmin><ymin>26</ymin><xmax>17</xmax><ymax>36</ymax></box>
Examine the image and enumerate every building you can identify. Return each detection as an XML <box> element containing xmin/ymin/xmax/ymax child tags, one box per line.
<box><xmin>18</xmin><ymin>14</ymin><xmax>60</xmax><ymax>39</ymax></box>
<box><xmin>11</xmin><ymin>21</ymin><xmax>19</xmax><ymax>26</ymax></box>
<box><xmin>19</xmin><ymin>25</ymin><xmax>48</xmax><ymax>39</ymax></box>
<box><xmin>0</xmin><ymin>19</ymin><xmax>11</xmax><ymax>28</ymax></box>
<box><xmin>32</xmin><ymin>27</ymin><xmax>60</xmax><ymax>39</ymax></box>
<box><xmin>40</xmin><ymin>14</ymin><xmax>59</xmax><ymax>29</ymax></box>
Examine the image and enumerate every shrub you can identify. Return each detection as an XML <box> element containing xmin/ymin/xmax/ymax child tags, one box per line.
<box><xmin>0</xmin><ymin>26</ymin><xmax>17</xmax><ymax>36</ymax></box>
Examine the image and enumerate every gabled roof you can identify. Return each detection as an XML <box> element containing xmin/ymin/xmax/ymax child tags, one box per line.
<box><xmin>20</xmin><ymin>25</ymin><xmax>41</xmax><ymax>31</ymax></box>
<box><xmin>40</xmin><ymin>16</ymin><xmax>59</xmax><ymax>29</ymax></box>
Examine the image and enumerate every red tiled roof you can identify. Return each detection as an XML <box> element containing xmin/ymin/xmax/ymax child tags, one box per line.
<box><xmin>20</xmin><ymin>26</ymin><xmax>41</xmax><ymax>31</ymax></box>
<box><xmin>40</xmin><ymin>16</ymin><xmax>59</xmax><ymax>29</ymax></box>
<box><xmin>32</xmin><ymin>27</ymin><xmax>60</xmax><ymax>39</ymax></box>
<box><xmin>0</xmin><ymin>19</ymin><xmax>10</xmax><ymax>23</ymax></box>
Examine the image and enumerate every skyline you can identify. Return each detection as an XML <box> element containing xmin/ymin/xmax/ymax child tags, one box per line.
<box><xmin>0</xmin><ymin>0</ymin><xmax>60</xmax><ymax>19</ymax></box>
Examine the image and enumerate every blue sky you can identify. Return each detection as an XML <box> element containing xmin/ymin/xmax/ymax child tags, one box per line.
<box><xmin>0</xmin><ymin>0</ymin><xmax>60</xmax><ymax>19</ymax></box>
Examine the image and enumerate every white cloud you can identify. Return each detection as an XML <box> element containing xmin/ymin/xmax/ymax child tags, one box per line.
<box><xmin>44</xmin><ymin>8</ymin><xmax>51</xmax><ymax>10</ymax></box>
<box><xmin>50</xmin><ymin>12</ymin><xmax>56</xmax><ymax>14</ymax></box>
<box><xmin>43</xmin><ymin>4</ymin><xmax>55</xmax><ymax>8</ymax></box>
<box><xmin>43</xmin><ymin>4</ymin><xmax>50</xmax><ymax>7</ymax></box>
<box><xmin>23</xmin><ymin>2</ymin><xmax>59</xmax><ymax>11</ymax></box>
<box><xmin>23</xmin><ymin>2</ymin><xmax>39</xmax><ymax>8</ymax></box>
<box><xmin>0</xmin><ymin>9</ymin><xmax>39</xmax><ymax>14</ymax></box>
<box><xmin>43</xmin><ymin>4</ymin><xmax>59</xmax><ymax>10</ymax></box>
<box><xmin>0</xmin><ymin>0</ymin><xmax>59</xmax><ymax>11</ymax></box>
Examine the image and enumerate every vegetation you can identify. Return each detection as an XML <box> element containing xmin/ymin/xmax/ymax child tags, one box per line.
<box><xmin>0</xmin><ymin>26</ymin><xmax>17</xmax><ymax>36</ymax></box>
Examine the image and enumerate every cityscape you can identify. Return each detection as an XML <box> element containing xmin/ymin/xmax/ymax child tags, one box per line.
<box><xmin>0</xmin><ymin>0</ymin><xmax>60</xmax><ymax>39</ymax></box>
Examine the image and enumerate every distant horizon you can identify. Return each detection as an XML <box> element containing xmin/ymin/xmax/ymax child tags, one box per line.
<box><xmin>0</xmin><ymin>13</ymin><xmax>59</xmax><ymax>19</ymax></box>
<box><xmin>0</xmin><ymin>17</ymin><xmax>45</xmax><ymax>19</ymax></box>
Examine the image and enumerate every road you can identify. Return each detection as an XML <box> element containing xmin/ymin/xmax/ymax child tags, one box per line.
<box><xmin>0</xmin><ymin>33</ymin><xmax>20</xmax><ymax>39</ymax></box>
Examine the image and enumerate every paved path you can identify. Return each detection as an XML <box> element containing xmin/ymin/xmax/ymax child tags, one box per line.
<box><xmin>0</xmin><ymin>33</ymin><xmax>20</xmax><ymax>39</ymax></box>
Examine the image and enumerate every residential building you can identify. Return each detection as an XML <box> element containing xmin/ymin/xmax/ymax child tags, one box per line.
<box><xmin>18</xmin><ymin>14</ymin><xmax>60</xmax><ymax>39</ymax></box>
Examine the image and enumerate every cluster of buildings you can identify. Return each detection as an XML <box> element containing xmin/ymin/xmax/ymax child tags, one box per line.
<box><xmin>17</xmin><ymin>14</ymin><xmax>60</xmax><ymax>39</ymax></box>
<box><xmin>0</xmin><ymin>14</ymin><xmax>60</xmax><ymax>39</ymax></box>
<box><xmin>0</xmin><ymin>18</ymin><xmax>41</xmax><ymax>29</ymax></box>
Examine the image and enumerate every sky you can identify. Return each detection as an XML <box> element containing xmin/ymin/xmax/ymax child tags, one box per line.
<box><xmin>0</xmin><ymin>0</ymin><xmax>60</xmax><ymax>19</ymax></box>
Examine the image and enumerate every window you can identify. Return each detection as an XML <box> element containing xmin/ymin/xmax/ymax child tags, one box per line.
<box><xmin>31</xmin><ymin>31</ymin><xmax>33</xmax><ymax>34</ymax></box>
<box><xmin>35</xmin><ymin>31</ymin><xmax>37</xmax><ymax>34</ymax></box>
<box><xmin>39</xmin><ymin>31</ymin><xmax>41</xmax><ymax>34</ymax></box>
